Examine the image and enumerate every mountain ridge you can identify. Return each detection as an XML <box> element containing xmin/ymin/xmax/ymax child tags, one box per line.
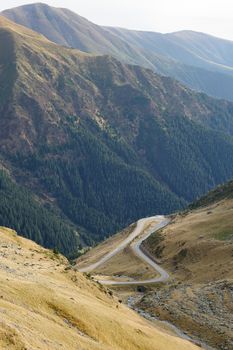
<box><xmin>3</xmin><ymin>2</ymin><xmax>233</xmax><ymax>102</ymax></box>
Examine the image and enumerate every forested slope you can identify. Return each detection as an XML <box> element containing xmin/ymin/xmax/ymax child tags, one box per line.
<box><xmin>0</xmin><ymin>170</ymin><xmax>78</xmax><ymax>256</ymax></box>
<box><xmin>1</xmin><ymin>16</ymin><xmax>233</xmax><ymax>254</ymax></box>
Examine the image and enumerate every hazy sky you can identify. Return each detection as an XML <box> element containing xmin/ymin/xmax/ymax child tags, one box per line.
<box><xmin>1</xmin><ymin>0</ymin><xmax>233</xmax><ymax>40</ymax></box>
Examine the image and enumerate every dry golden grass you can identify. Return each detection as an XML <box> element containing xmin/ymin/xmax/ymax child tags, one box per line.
<box><xmin>77</xmin><ymin>223</ymin><xmax>136</xmax><ymax>269</ymax></box>
<box><xmin>94</xmin><ymin>246</ymin><xmax>157</xmax><ymax>280</ymax></box>
<box><xmin>0</xmin><ymin>227</ymin><xmax>201</xmax><ymax>350</ymax></box>
<box><xmin>136</xmin><ymin>197</ymin><xmax>233</xmax><ymax>350</ymax></box>
<box><xmin>77</xmin><ymin>219</ymin><xmax>160</xmax><ymax>283</ymax></box>
<box><xmin>77</xmin><ymin>219</ymin><xmax>163</xmax><ymax>282</ymax></box>
<box><xmin>144</xmin><ymin>199</ymin><xmax>233</xmax><ymax>283</ymax></box>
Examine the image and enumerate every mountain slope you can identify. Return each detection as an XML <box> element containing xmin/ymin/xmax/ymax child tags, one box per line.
<box><xmin>107</xmin><ymin>27</ymin><xmax>233</xmax><ymax>75</ymax></box>
<box><xmin>0</xmin><ymin>169</ymin><xmax>78</xmax><ymax>256</ymax></box>
<box><xmin>0</xmin><ymin>15</ymin><xmax>184</xmax><ymax>248</ymax></box>
<box><xmin>1</xmin><ymin>3</ymin><xmax>159</xmax><ymax>66</ymax></box>
<box><xmin>76</xmin><ymin>179</ymin><xmax>233</xmax><ymax>349</ymax></box>
<box><xmin>3</xmin><ymin>3</ymin><xmax>233</xmax><ymax>102</ymax></box>
<box><xmin>144</xmin><ymin>180</ymin><xmax>233</xmax><ymax>283</ymax></box>
<box><xmin>2</xmin><ymin>16</ymin><xmax>233</xmax><ymax>253</ymax></box>
<box><xmin>190</xmin><ymin>179</ymin><xmax>233</xmax><ymax>209</ymax></box>
<box><xmin>139</xmin><ymin>180</ymin><xmax>233</xmax><ymax>349</ymax></box>
<box><xmin>167</xmin><ymin>30</ymin><xmax>233</xmax><ymax>72</ymax></box>
<box><xmin>0</xmin><ymin>226</ymin><xmax>201</xmax><ymax>350</ymax></box>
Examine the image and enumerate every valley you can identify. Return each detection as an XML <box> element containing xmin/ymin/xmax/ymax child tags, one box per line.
<box><xmin>1</xmin><ymin>14</ymin><xmax>233</xmax><ymax>256</ymax></box>
<box><xmin>0</xmin><ymin>3</ymin><xmax>233</xmax><ymax>350</ymax></box>
<box><xmin>78</xmin><ymin>181</ymin><xmax>233</xmax><ymax>350</ymax></box>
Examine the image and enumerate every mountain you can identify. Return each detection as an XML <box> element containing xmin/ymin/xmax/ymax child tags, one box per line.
<box><xmin>0</xmin><ymin>227</ymin><xmax>201</xmax><ymax>350</ymax></box>
<box><xmin>1</xmin><ymin>2</ymin><xmax>158</xmax><ymax>64</ymax></box>
<box><xmin>144</xmin><ymin>179</ymin><xmax>233</xmax><ymax>282</ymax></box>
<box><xmin>2</xmin><ymin>3</ymin><xmax>233</xmax><ymax>102</ymax></box>
<box><xmin>2</xmin><ymin>16</ymin><xmax>233</xmax><ymax>255</ymax></box>
<box><xmin>165</xmin><ymin>30</ymin><xmax>233</xmax><ymax>73</ymax></box>
<box><xmin>107</xmin><ymin>28</ymin><xmax>233</xmax><ymax>75</ymax></box>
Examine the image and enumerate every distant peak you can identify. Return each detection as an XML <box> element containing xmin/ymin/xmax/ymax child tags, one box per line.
<box><xmin>15</xmin><ymin>2</ymin><xmax>50</xmax><ymax>8</ymax></box>
<box><xmin>2</xmin><ymin>2</ymin><xmax>54</xmax><ymax>13</ymax></box>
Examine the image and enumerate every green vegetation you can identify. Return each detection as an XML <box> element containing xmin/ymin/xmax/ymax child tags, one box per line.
<box><xmin>0</xmin><ymin>29</ymin><xmax>17</xmax><ymax>108</ymax></box>
<box><xmin>214</xmin><ymin>230</ymin><xmax>233</xmax><ymax>241</ymax></box>
<box><xmin>190</xmin><ymin>180</ymin><xmax>233</xmax><ymax>209</ymax></box>
<box><xmin>143</xmin><ymin>229</ymin><xmax>165</xmax><ymax>259</ymax></box>
<box><xmin>0</xmin><ymin>170</ymin><xmax>79</xmax><ymax>256</ymax></box>
<box><xmin>13</xmin><ymin>117</ymin><xmax>183</xmax><ymax>244</ymax></box>
<box><xmin>146</xmin><ymin>229</ymin><xmax>164</xmax><ymax>247</ymax></box>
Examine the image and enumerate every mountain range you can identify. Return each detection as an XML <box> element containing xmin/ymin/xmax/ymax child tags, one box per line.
<box><xmin>0</xmin><ymin>5</ymin><xmax>232</xmax><ymax>349</ymax></box>
<box><xmin>3</xmin><ymin>2</ymin><xmax>233</xmax><ymax>102</ymax></box>
<box><xmin>1</xmin><ymin>7</ymin><xmax>233</xmax><ymax>256</ymax></box>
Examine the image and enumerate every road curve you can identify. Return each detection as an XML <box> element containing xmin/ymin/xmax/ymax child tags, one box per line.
<box><xmin>78</xmin><ymin>215</ymin><xmax>170</xmax><ymax>285</ymax></box>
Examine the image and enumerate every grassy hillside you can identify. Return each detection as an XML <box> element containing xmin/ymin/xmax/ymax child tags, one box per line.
<box><xmin>144</xmin><ymin>197</ymin><xmax>233</xmax><ymax>283</ymax></box>
<box><xmin>1</xmin><ymin>16</ymin><xmax>233</xmax><ymax>253</ymax></box>
<box><xmin>1</xmin><ymin>3</ymin><xmax>161</xmax><ymax>65</ymax></box>
<box><xmin>107</xmin><ymin>27</ymin><xmax>233</xmax><ymax>75</ymax></box>
<box><xmin>0</xmin><ymin>226</ymin><xmax>202</xmax><ymax>350</ymax></box>
<box><xmin>76</xmin><ymin>180</ymin><xmax>233</xmax><ymax>349</ymax></box>
<box><xmin>139</xmin><ymin>181</ymin><xmax>233</xmax><ymax>349</ymax></box>
<box><xmin>3</xmin><ymin>3</ymin><xmax>233</xmax><ymax>102</ymax></box>
<box><xmin>167</xmin><ymin>30</ymin><xmax>233</xmax><ymax>72</ymax></box>
<box><xmin>77</xmin><ymin>220</ymin><xmax>157</xmax><ymax>282</ymax></box>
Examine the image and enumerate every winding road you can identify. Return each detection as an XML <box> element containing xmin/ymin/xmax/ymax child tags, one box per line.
<box><xmin>78</xmin><ymin>215</ymin><xmax>170</xmax><ymax>285</ymax></box>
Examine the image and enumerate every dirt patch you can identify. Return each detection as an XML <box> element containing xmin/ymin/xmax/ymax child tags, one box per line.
<box><xmin>137</xmin><ymin>280</ymin><xmax>233</xmax><ymax>350</ymax></box>
<box><xmin>0</xmin><ymin>322</ymin><xmax>27</xmax><ymax>350</ymax></box>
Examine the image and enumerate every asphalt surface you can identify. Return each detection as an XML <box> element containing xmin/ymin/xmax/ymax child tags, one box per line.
<box><xmin>78</xmin><ymin>215</ymin><xmax>170</xmax><ymax>285</ymax></box>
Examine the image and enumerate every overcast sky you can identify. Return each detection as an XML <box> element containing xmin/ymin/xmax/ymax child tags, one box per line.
<box><xmin>1</xmin><ymin>0</ymin><xmax>233</xmax><ymax>40</ymax></box>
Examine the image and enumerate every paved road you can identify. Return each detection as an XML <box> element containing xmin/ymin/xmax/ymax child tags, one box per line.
<box><xmin>78</xmin><ymin>215</ymin><xmax>170</xmax><ymax>285</ymax></box>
